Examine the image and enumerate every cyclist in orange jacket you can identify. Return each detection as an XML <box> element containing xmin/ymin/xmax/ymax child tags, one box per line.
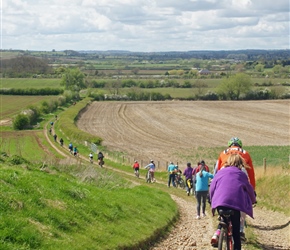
<box><xmin>214</xmin><ymin>137</ymin><xmax>255</xmax><ymax>190</ymax></box>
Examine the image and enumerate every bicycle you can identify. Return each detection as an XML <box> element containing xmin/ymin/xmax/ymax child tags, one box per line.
<box><xmin>134</xmin><ymin>169</ymin><xmax>140</xmax><ymax>178</ymax></box>
<box><xmin>145</xmin><ymin>170</ymin><xmax>155</xmax><ymax>183</ymax></box>
<box><xmin>174</xmin><ymin>172</ymin><xmax>185</xmax><ymax>189</ymax></box>
<box><xmin>98</xmin><ymin>158</ymin><xmax>104</xmax><ymax>168</ymax></box>
<box><xmin>217</xmin><ymin>208</ymin><xmax>234</xmax><ymax>250</ymax></box>
<box><xmin>145</xmin><ymin>169</ymin><xmax>151</xmax><ymax>183</ymax></box>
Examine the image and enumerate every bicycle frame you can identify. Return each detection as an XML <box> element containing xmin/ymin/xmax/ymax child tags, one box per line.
<box><xmin>217</xmin><ymin>209</ymin><xmax>234</xmax><ymax>250</ymax></box>
<box><xmin>146</xmin><ymin>170</ymin><xmax>152</xmax><ymax>183</ymax></box>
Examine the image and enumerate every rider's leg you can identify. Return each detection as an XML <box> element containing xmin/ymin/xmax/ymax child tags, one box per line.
<box><xmin>231</xmin><ymin>210</ymin><xmax>241</xmax><ymax>250</ymax></box>
<box><xmin>201</xmin><ymin>191</ymin><xmax>207</xmax><ymax>216</ymax></box>
<box><xmin>151</xmin><ymin>171</ymin><xmax>155</xmax><ymax>182</ymax></box>
<box><xmin>185</xmin><ymin>179</ymin><xmax>189</xmax><ymax>193</ymax></box>
<box><xmin>240</xmin><ymin>212</ymin><xmax>246</xmax><ymax>232</ymax></box>
<box><xmin>172</xmin><ymin>174</ymin><xmax>176</xmax><ymax>187</ymax></box>
<box><xmin>168</xmin><ymin>174</ymin><xmax>171</xmax><ymax>187</ymax></box>
<box><xmin>195</xmin><ymin>191</ymin><xmax>202</xmax><ymax>218</ymax></box>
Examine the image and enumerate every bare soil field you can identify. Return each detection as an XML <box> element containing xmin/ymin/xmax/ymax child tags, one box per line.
<box><xmin>77</xmin><ymin>100</ymin><xmax>289</xmax><ymax>166</ymax></box>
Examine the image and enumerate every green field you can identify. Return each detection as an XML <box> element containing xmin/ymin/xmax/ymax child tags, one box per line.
<box><xmin>1</xmin><ymin>78</ymin><xmax>61</xmax><ymax>89</ymax></box>
<box><xmin>0</xmin><ymin>130</ymin><xmax>63</xmax><ymax>162</ymax></box>
<box><xmin>0</xmin><ymin>95</ymin><xmax>59</xmax><ymax>119</ymax></box>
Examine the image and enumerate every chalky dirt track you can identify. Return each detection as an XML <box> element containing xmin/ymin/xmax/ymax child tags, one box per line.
<box><xmin>77</xmin><ymin>100</ymin><xmax>290</xmax><ymax>250</ymax></box>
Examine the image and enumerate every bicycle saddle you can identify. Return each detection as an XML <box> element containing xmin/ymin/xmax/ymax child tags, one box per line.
<box><xmin>218</xmin><ymin>209</ymin><xmax>234</xmax><ymax>216</ymax></box>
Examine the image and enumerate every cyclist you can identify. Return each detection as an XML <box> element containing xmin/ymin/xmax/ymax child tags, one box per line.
<box><xmin>210</xmin><ymin>154</ymin><xmax>256</xmax><ymax>250</ymax></box>
<box><xmin>214</xmin><ymin>137</ymin><xmax>255</xmax><ymax>189</ymax></box>
<box><xmin>195</xmin><ymin>162</ymin><xmax>214</xmax><ymax>219</ymax></box>
<box><xmin>133</xmin><ymin>160</ymin><xmax>140</xmax><ymax>178</ymax></box>
<box><xmin>144</xmin><ymin>160</ymin><xmax>156</xmax><ymax>182</ymax></box>
<box><xmin>183</xmin><ymin>162</ymin><xmax>193</xmax><ymax>195</ymax></box>
<box><xmin>212</xmin><ymin>137</ymin><xmax>256</xmax><ymax>243</ymax></box>
<box><xmin>98</xmin><ymin>151</ymin><xmax>104</xmax><ymax>166</ymax></box>
<box><xmin>191</xmin><ymin>161</ymin><xmax>200</xmax><ymax>194</ymax></box>
<box><xmin>89</xmin><ymin>152</ymin><xmax>93</xmax><ymax>163</ymax></box>
<box><xmin>68</xmin><ymin>143</ymin><xmax>73</xmax><ymax>154</ymax></box>
<box><xmin>167</xmin><ymin>162</ymin><xmax>177</xmax><ymax>187</ymax></box>
<box><xmin>73</xmin><ymin>146</ymin><xmax>78</xmax><ymax>157</ymax></box>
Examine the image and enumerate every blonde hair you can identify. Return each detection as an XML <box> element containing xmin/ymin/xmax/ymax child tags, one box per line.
<box><xmin>223</xmin><ymin>154</ymin><xmax>249</xmax><ymax>169</ymax></box>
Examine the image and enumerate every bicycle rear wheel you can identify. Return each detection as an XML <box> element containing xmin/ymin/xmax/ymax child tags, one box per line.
<box><xmin>218</xmin><ymin>228</ymin><xmax>231</xmax><ymax>250</ymax></box>
<box><xmin>179</xmin><ymin>179</ymin><xmax>185</xmax><ymax>189</ymax></box>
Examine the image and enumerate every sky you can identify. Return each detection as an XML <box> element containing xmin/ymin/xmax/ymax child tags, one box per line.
<box><xmin>2</xmin><ymin>0</ymin><xmax>289</xmax><ymax>52</ymax></box>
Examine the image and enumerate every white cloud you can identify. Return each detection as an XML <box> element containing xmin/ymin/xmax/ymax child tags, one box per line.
<box><xmin>2</xmin><ymin>0</ymin><xmax>289</xmax><ymax>51</ymax></box>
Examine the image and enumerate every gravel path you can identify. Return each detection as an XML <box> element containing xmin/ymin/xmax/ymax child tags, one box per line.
<box><xmin>150</xmin><ymin>195</ymin><xmax>290</xmax><ymax>250</ymax></box>
<box><xmin>247</xmin><ymin>207</ymin><xmax>290</xmax><ymax>250</ymax></box>
<box><xmin>150</xmin><ymin>195</ymin><xmax>215</xmax><ymax>250</ymax></box>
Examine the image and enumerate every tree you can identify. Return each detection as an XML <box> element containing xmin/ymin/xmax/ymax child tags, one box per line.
<box><xmin>217</xmin><ymin>73</ymin><xmax>252</xmax><ymax>100</ymax></box>
<box><xmin>60</xmin><ymin>68</ymin><xmax>85</xmax><ymax>91</ymax></box>
<box><xmin>255</xmin><ymin>63</ymin><xmax>264</xmax><ymax>72</ymax></box>
<box><xmin>131</xmin><ymin>68</ymin><xmax>139</xmax><ymax>75</ymax></box>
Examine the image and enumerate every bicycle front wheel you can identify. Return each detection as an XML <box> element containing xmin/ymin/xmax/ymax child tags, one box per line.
<box><xmin>218</xmin><ymin>228</ymin><xmax>231</xmax><ymax>250</ymax></box>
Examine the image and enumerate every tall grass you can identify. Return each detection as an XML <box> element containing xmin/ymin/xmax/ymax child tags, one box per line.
<box><xmin>255</xmin><ymin>166</ymin><xmax>290</xmax><ymax>215</ymax></box>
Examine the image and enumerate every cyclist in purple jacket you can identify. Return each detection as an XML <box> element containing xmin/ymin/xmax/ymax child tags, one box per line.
<box><xmin>183</xmin><ymin>162</ymin><xmax>193</xmax><ymax>196</ymax></box>
<box><xmin>210</xmin><ymin>154</ymin><xmax>256</xmax><ymax>250</ymax></box>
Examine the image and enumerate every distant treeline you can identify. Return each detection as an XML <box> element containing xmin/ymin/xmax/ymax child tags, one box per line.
<box><xmin>1</xmin><ymin>56</ymin><xmax>53</xmax><ymax>77</ymax></box>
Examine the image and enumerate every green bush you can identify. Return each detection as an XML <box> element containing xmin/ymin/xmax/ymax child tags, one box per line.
<box><xmin>13</xmin><ymin>114</ymin><xmax>29</xmax><ymax>130</ymax></box>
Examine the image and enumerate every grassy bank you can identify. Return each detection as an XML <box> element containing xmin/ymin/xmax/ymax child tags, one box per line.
<box><xmin>0</xmin><ymin>158</ymin><xmax>178</xmax><ymax>250</ymax></box>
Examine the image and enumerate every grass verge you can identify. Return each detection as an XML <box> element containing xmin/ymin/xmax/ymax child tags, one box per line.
<box><xmin>0</xmin><ymin>158</ymin><xmax>178</xmax><ymax>250</ymax></box>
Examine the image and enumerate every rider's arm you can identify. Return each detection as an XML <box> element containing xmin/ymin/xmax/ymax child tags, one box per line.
<box><xmin>213</xmin><ymin>160</ymin><xmax>219</xmax><ymax>175</ymax></box>
<box><xmin>244</xmin><ymin>153</ymin><xmax>256</xmax><ymax>190</ymax></box>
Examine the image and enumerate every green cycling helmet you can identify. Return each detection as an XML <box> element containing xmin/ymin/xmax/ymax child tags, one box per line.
<box><xmin>228</xmin><ymin>137</ymin><xmax>242</xmax><ymax>147</ymax></box>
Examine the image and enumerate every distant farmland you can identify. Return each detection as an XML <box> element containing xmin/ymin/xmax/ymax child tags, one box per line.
<box><xmin>0</xmin><ymin>95</ymin><xmax>59</xmax><ymax>120</ymax></box>
<box><xmin>1</xmin><ymin>78</ymin><xmax>61</xmax><ymax>89</ymax></box>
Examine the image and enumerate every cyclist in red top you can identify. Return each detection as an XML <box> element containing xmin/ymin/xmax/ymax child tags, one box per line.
<box><xmin>133</xmin><ymin>160</ymin><xmax>140</xmax><ymax>178</ymax></box>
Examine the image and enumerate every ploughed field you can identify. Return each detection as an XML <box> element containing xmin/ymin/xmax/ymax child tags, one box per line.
<box><xmin>77</xmin><ymin>100</ymin><xmax>289</xmax><ymax>166</ymax></box>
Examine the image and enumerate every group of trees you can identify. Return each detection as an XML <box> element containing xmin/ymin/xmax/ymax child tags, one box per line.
<box><xmin>1</xmin><ymin>56</ymin><xmax>52</xmax><ymax>77</ymax></box>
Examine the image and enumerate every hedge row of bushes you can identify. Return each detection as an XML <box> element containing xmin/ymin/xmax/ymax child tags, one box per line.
<box><xmin>12</xmin><ymin>96</ymin><xmax>67</xmax><ymax>130</ymax></box>
<box><xmin>0</xmin><ymin>88</ymin><xmax>63</xmax><ymax>95</ymax></box>
<box><xmin>89</xmin><ymin>88</ymin><xmax>290</xmax><ymax>101</ymax></box>
<box><xmin>55</xmin><ymin>98</ymin><xmax>103</xmax><ymax>145</ymax></box>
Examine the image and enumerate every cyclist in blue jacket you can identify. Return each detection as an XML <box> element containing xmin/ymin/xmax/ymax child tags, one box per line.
<box><xmin>167</xmin><ymin>162</ymin><xmax>177</xmax><ymax>187</ymax></box>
